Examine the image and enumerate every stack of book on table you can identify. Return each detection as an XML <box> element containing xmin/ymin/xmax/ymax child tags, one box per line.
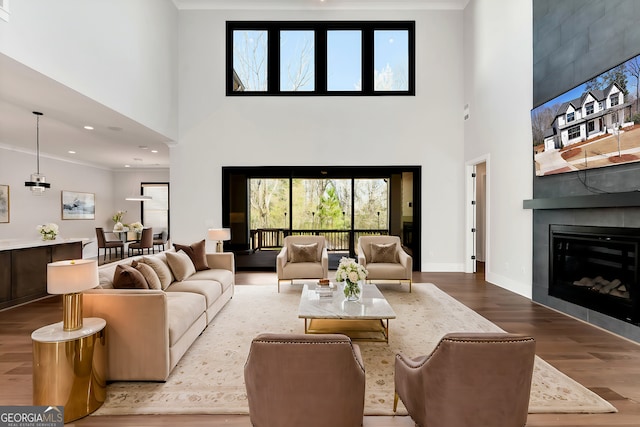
<box><xmin>316</xmin><ymin>279</ymin><xmax>335</xmax><ymax>298</ymax></box>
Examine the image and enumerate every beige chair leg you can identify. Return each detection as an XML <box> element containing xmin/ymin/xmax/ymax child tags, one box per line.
<box><xmin>393</xmin><ymin>391</ymin><xmax>399</xmax><ymax>412</ymax></box>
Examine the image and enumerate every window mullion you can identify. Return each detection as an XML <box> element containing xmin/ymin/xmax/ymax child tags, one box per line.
<box><xmin>362</xmin><ymin>27</ymin><xmax>374</xmax><ymax>94</ymax></box>
<box><xmin>316</xmin><ymin>28</ymin><xmax>327</xmax><ymax>93</ymax></box>
<box><xmin>268</xmin><ymin>28</ymin><xmax>280</xmax><ymax>93</ymax></box>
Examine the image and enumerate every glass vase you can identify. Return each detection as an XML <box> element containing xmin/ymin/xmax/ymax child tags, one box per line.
<box><xmin>344</xmin><ymin>280</ymin><xmax>361</xmax><ymax>301</ymax></box>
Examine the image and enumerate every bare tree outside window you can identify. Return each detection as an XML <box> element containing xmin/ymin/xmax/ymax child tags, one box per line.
<box><xmin>280</xmin><ymin>31</ymin><xmax>314</xmax><ymax>91</ymax></box>
<box><xmin>233</xmin><ymin>30</ymin><xmax>268</xmax><ymax>91</ymax></box>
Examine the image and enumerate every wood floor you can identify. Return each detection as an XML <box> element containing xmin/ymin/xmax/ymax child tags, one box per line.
<box><xmin>1</xmin><ymin>269</ymin><xmax>639</xmax><ymax>426</ymax></box>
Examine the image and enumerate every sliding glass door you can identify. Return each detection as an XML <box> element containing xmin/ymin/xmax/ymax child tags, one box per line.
<box><xmin>223</xmin><ymin>166</ymin><xmax>419</xmax><ymax>269</ymax></box>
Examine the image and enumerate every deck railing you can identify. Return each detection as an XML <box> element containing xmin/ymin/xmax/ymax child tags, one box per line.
<box><xmin>250</xmin><ymin>228</ymin><xmax>389</xmax><ymax>253</ymax></box>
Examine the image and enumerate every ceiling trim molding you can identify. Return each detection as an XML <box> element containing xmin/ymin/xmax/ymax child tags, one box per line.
<box><xmin>172</xmin><ymin>0</ymin><xmax>469</xmax><ymax>11</ymax></box>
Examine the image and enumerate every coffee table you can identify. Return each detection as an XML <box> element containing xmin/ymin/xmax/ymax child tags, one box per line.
<box><xmin>298</xmin><ymin>282</ymin><xmax>396</xmax><ymax>343</ymax></box>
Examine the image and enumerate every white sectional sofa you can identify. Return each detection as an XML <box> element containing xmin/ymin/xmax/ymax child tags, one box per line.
<box><xmin>83</xmin><ymin>247</ymin><xmax>234</xmax><ymax>382</ymax></box>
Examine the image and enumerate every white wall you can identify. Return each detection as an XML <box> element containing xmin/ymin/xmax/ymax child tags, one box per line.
<box><xmin>0</xmin><ymin>147</ymin><xmax>169</xmax><ymax>257</ymax></box>
<box><xmin>463</xmin><ymin>0</ymin><xmax>533</xmax><ymax>297</ymax></box>
<box><xmin>0</xmin><ymin>0</ymin><xmax>179</xmax><ymax>140</ymax></box>
<box><xmin>174</xmin><ymin>9</ymin><xmax>466</xmax><ymax>271</ymax></box>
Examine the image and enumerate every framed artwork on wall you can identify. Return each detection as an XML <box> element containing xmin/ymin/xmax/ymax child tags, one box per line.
<box><xmin>61</xmin><ymin>190</ymin><xmax>95</xmax><ymax>220</ymax></box>
<box><xmin>0</xmin><ymin>184</ymin><xmax>9</xmax><ymax>223</ymax></box>
<box><xmin>532</xmin><ymin>52</ymin><xmax>640</xmax><ymax>176</ymax></box>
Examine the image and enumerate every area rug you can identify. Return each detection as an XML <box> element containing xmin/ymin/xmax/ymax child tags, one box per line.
<box><xmin>94</xmin><ymin>283</ymin><xmax>617</xmax><ymax>416</ymax></box>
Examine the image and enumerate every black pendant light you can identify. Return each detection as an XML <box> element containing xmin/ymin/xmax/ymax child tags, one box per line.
<box><xmin>24</xmin><ymin>111</ymin><xmax>51</xmax><ymax>194</ymax></box>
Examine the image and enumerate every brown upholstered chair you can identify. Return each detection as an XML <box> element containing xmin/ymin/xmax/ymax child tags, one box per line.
<box><xmin>358</xmin><ymin>235</ymin><xmax>412</xmax><ymax>292</ymax></box>
<box><xmin>95</xmin><ymin>227</ymin><xmax>124</xmax><ymax>262</ymax></box>
<box><xmin>394</xmin><ymin>333</ymin><xmax>536</xmax><ymax>427</ymax></box>
<box><xmin>244</xmin><ymin>333</ymin><xmax>365</xmax><ymax>427</ymax></box>
<box><xmin>128</xmin><ymin>227</ymin><xmax>153</xmax><ymax>256</ymax></box>
<box><xmin>276</xmin><ymin>235</ymin><xmax>328</xmax><ymax>292</ymax></box>
<box><xmin>153</xmin><ymin>230</ymin><xmax>168</xmax><ymax>253</ymax></box>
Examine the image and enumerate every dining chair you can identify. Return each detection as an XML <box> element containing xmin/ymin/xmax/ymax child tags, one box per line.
<box><xmin>95</xmin><ymin>227</ymin><xmax>124</xmax><ymax>262</ymax></box>
<box><xmin>153</xmin><ymin>230</ymin><xmax>168</xmax><ymax>253</ymax></box>
<box><xmin>128</xmin><ymin>227</ymin><xmax>154</xmax><ymax>256</ymax></box>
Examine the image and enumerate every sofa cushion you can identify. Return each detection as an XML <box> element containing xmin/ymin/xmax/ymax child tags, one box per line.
<box><xmin>132</xmin><ymin>260</ymin><xmax>162</xmax><ymax>290</ymax></box>
<box><xmin>98</xmin><ymin>264</ymin><xmax>117</xmax><ymax>289</ymax></box>
<box><xmin>189</xmin><ymin>269</ymin><xmax>234</xmax><ymax>293</ymax></box>
<box><xmin>113</xmin><ymin>264</ymin><xmax>149</xmax><ymax>289</ymax></box>
<box><xmin>173</xmin><ymin>240</ymin><xmax>210</xmax><ymax>271</ymax></box>
<box><xmin>166</xmin><ymin>250</ymin><xmax>197</xmax><ymax>281</ymax></box>
<box><xmin>141</xmin><ymin>256</ymin><xmax>174</xmax><ymax>290</ymax></box>
<box><xmin>290</xmin><ymin>242</ymin><xmax>318</xmax><ymax>263</ymax></box>
<box><xmin>370</xmin><ymin>242</ymin><xmax>398</xmax><ymax>263</ymax></box>
<box><xmin>166</xmin><ymin>292</ymin><xmax>206</xmax><ymax>347</ymax></box>
<box><xmin>167</xmin><ymin>280</ymin><xmax>223</xmax><ymax>309</ymax></box>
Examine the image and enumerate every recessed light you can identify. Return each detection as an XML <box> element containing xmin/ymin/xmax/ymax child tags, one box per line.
<box><xmin>124</xmin><ymin>164</ymin><xmax>131</xmax><ymax>168</ymax></box>
<box><xmin>84</xmin><ymin>125</ymin><xmax>94</xmax><ymax>130</ymax></box>
<box><xmin>151</xmin><ymin>150</ymin><xmax>158</xmax><ymax>153</ymax></box>
<box><xmin>68</xmin><ymin>150</ymin><xmax>76</xmax><ymax>154</ymax></box>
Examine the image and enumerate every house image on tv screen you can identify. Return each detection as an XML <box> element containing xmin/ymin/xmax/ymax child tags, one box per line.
<box><xmin>543</xmin><ymin>82</ymin><xmax>630</xmax><ymax>151</ymax></box>
<box><xmin>532</xmin><ymin>54</ymin><xmax>640</xmax><ymax>176</ymax></box>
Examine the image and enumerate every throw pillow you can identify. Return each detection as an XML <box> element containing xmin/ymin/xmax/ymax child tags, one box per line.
<box><xmin>173</xmin><ymin>240</ymin><xmax>210</xmax><ymax>271</ymax></box>
<box><xmin>370</xmin><ymin>242</ymin><xmax>398</xmax><ymax>263</ymax></box>
<box><xmin>141</xmin><ymin>256</ymin><xmax>174</xmax><ymax>290</ymax></box>
<box><xmin>113</xmin><ymin>264</ymin><xmax>149</xmax><ymax>289</ymax></box>
<box><xmin>165</xmin><ymin>250</ymin><xmax>197</xmax><ymax>281</ymax></box>
<box><xmin>132</xmin><ymin>260</ymin><xmax>162</xmax><ymax>290</ymax></box>
<box><xmin>290</xmin><ymin>242</ymin><xmax>318</xmax><ymax>263</ymax></box>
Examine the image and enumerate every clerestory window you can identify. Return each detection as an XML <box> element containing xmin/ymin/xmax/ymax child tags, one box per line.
<box><xmin>226</xmin><ymin>21</ymin><xmax>415</xmax><ymax>96</ymax></box>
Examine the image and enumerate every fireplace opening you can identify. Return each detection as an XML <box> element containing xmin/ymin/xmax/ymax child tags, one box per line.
<box><xmin>550</xmin><ymin>225</ymin><xmax>639</xmax><ymax>326</ymax></box>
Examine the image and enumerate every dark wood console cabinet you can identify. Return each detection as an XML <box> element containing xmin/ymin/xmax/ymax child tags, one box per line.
<box><xmin>0</xmin><ymin>240</ymin><xmax>83</xmax><ymax>310</ymax></box>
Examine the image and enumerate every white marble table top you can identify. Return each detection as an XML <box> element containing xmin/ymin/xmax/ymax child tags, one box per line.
<box><xmin>31</xmin><ymin>317</ymin><xmax>106</xmax><ymax>343</ymax></box>
<box><xmin>298</xmin><ymin>283</ymin><xmax>396</xmax><ymax>320</ymax></box>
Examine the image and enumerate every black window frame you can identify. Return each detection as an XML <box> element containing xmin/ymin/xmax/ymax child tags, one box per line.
<box><xmin>568</xmin><ymin>124</ymin><xmax>581</xmax><ymax>140</ymax></box>
<box><xmin>585</xmin><ymin>102</ymin><xmax>594</xmax><ymax>115</ymax></box>
<box><xmin>566</xmin><ymin>111</ymin><xmax>575</xmax><ymax>122</ymax></box>
<box><xmin>226</xmin><ymin>21</ymin><xmax>415</xmax><ymax>96</ymax></box>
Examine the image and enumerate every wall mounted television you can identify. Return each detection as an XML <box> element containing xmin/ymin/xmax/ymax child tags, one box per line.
<box><xmin>532</xmin><ymin>53</ymin><xmax>640</xmax><ymax>176</ymax></box>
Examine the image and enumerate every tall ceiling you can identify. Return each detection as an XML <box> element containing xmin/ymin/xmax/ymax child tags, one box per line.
<box><xmin>0</xmin><ymin>0</ymin><xmax>467</xmax><ymax>171</ymax></box>
<box><xmin>0</xmin><ymin>54</ymin><xmax>172</xmax><ymax>171</ymax></box>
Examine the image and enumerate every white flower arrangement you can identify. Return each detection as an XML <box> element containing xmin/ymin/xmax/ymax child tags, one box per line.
<box><xmin>336</xmin><ymin>257</ymin><xmax>368</xmax><ymax>284</ymax></box>
<box><xmin>113</xmin><ymin>222</ymin><xmax>126</xmax><ymax>232</ymax></box>
<box><xmin>37</xmin><ymin>223</ymin><xmax>59</xmax><ymax>240</ymax></box>
<box><xmin>336</xmin><ymin>257</ymin><xmax>368</xmax><ymax>300</ymax></box>
<box><xmin>130</xmin><ymin>221</ymin><xmax>144</xmax><ymax>233</ymax></box>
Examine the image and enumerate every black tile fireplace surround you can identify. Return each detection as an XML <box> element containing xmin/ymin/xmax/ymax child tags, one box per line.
<box><xmin>550</xmin><ymin>225</ymin><xmax>639</xmax><ymax>327</ymax></box>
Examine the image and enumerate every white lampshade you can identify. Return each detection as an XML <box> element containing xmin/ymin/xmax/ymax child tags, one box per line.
<box><xmin>207</xmin><ymin>228</ymin><xmax>231</xmax><ymax>241</ymax></box>
<box><xmin>47</xmin><ymin>259</ymin><xmax>99</xmax><ymax>295</ymax></box>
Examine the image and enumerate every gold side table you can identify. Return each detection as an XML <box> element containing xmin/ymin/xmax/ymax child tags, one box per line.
<box><xmin>32</xmin><ymin>317</ymin><xmax>107</xmax><ymax>423</ymax></box>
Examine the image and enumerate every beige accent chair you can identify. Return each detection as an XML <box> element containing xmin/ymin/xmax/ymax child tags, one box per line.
<box><xmin>394</xmin><ymin>333</ymin><xmax>536</xmax><ymax>427</ymax></box>
<box><xmin>357</xmin><ymin>235</ymin><xmax>412</xmax><ymax>292</ymax></box>
<box><xmin>276</xmin><ymin>235</ymin><xmax>328</xmax><ymax>292</ymax></box>
<box><xmin>244</xmin><ymin>333</ymin><xmax>365</xmax><ymax>427</ymax></box>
